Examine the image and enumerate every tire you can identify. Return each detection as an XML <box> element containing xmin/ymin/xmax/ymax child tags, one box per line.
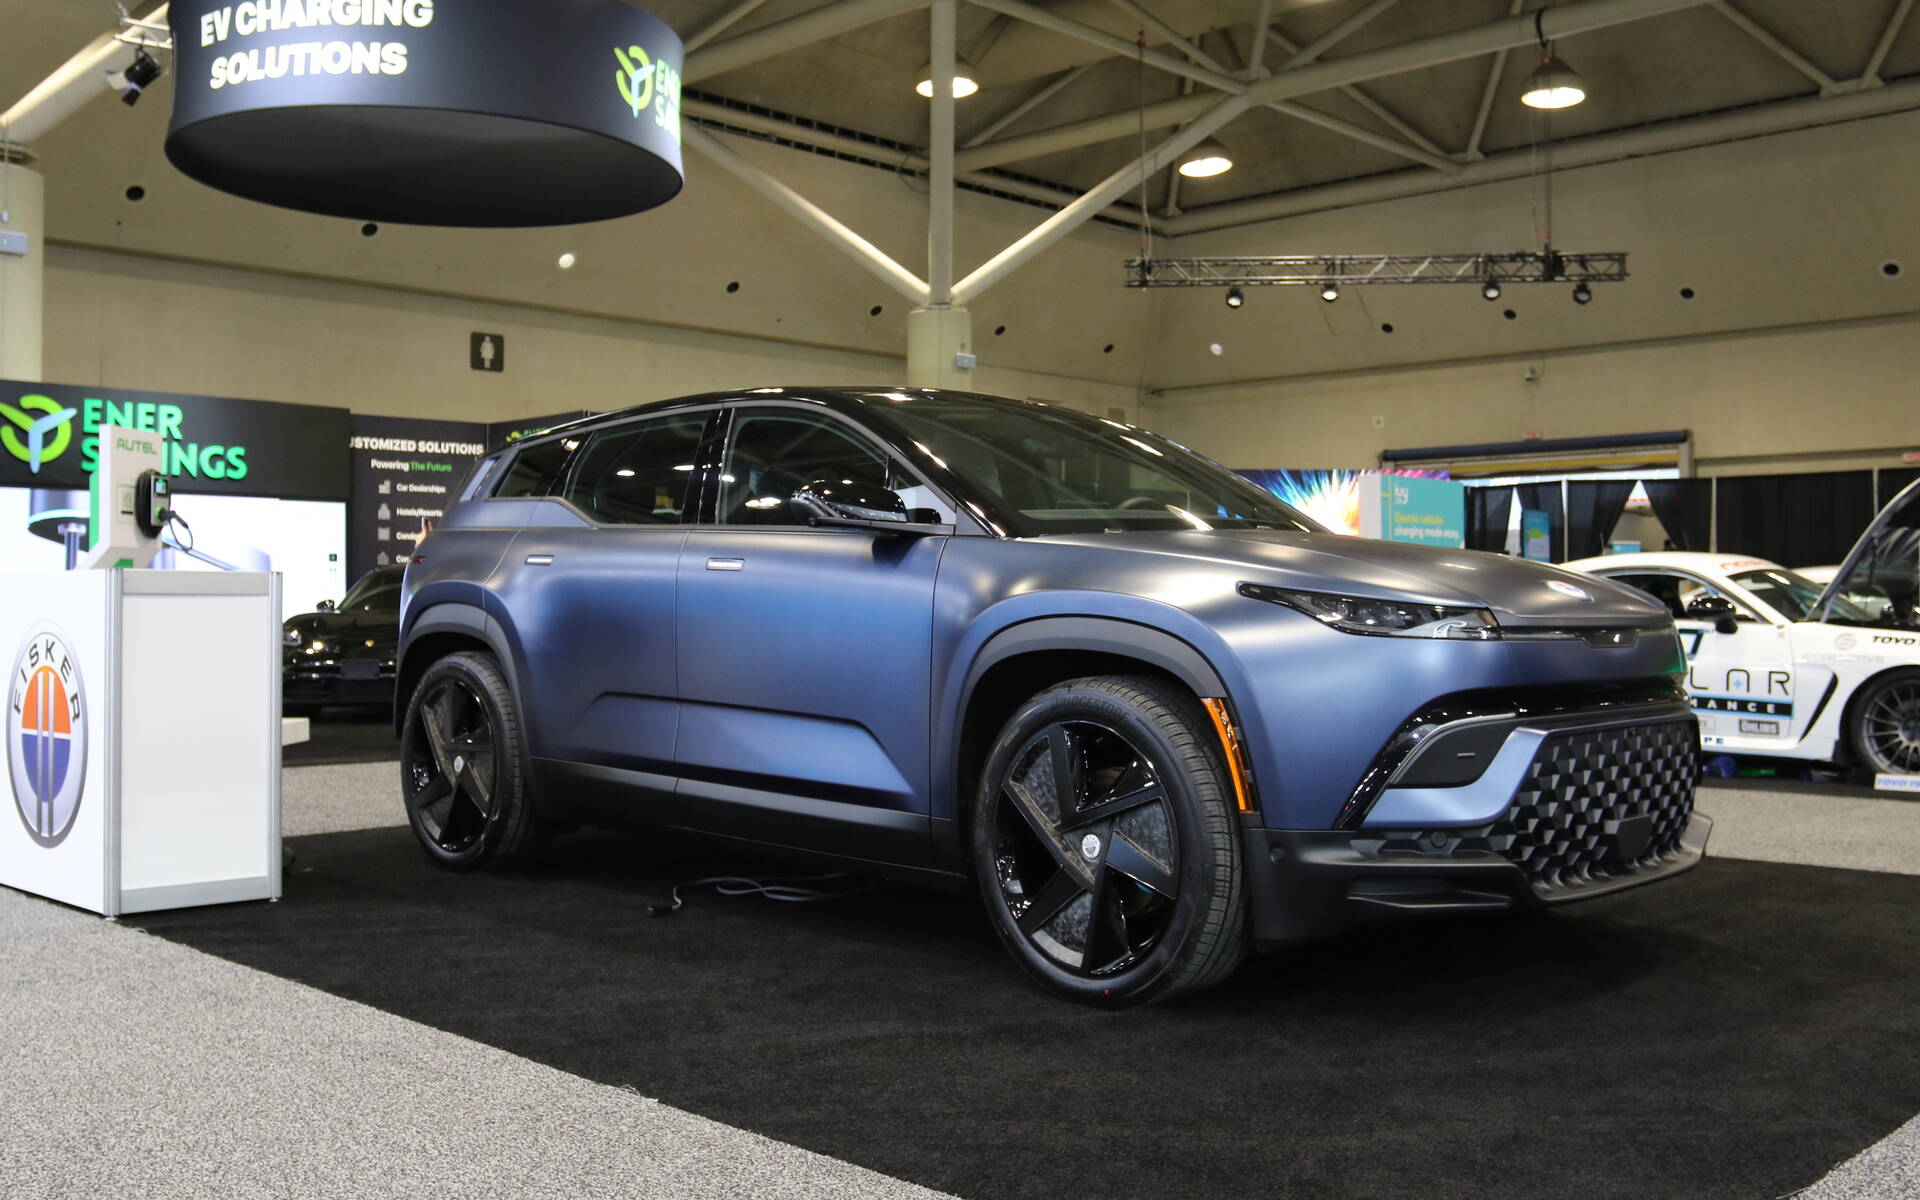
<box><xmin>970</xmin><ymin>675</ymin><xmax>1247</xmax><ymax>1006</ymax></box>
<box><xmin>398</xmin><ymin>650</ymin><xmax>544</xmax><ymax>871</ymax></box>
<box><xmin>1848</xmin><ymin>669</ymin><xmax>1920</xmax><ymax>777</ymax></box>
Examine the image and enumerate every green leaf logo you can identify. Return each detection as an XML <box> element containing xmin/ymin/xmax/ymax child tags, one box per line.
<box><xmin>0</xmin><ymin>395</ymin><xmax>79</xmax><ymax>474</ymax></box>
<box><xmin>615</xmin><ymin>45</ymin><xmax>655</xmax><ymax>118</ymax></box>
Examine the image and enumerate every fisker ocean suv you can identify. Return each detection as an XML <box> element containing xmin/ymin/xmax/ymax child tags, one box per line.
<box><xmin>395</xmin><ymin>388</ymin><xmax>1709</xmax><ymax>1005</ymax></box>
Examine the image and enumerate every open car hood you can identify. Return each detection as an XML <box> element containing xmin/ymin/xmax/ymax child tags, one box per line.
<box><xmin>1813</xmin><ymin>478</ymin><xmax>1920</xmax><ymax>626</ymax></box>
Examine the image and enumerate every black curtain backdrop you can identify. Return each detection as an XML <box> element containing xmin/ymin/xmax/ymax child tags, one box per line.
<box><xmin>1466</xmin><ymin>486</ymin><xmax>1514</xmax><ymax>552</ymax></box>
<box><xmin>1515</xmin><ymin>482</ymin><xmax>1566</xmax><ymax>562</ymax></box>
<box><xmin>1566</xmin><ymin>481</ymin><xmax>1636</xmax><ymax>559</ymax></box>
<box><xmin>1878</xmin><ymin>467</ymin><xmax>1920</xmax><ymax>509</ymax></box>
<box><xmin>1714</xmin><ymin>471</ymin><xmax>1875</xmax><ymax>566</ymax></box>
<box><xmin>1644</xmin><ymin>479</ymin><xmax>1714</xmax><ymax>551</ymax></box>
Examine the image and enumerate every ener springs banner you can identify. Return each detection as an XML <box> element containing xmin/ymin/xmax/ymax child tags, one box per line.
<box><xmin>1</xmin><ymin>380</ymin><xmax>350</xmax><ymax>500</ymax></box>
<box><xmin>165</xmin><ymin>0</ymin><xmax>685</xmax><ymax>226</ymax></box>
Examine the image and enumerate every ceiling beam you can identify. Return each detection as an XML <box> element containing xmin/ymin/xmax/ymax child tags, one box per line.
<box><xmin>1465</xmin><ymin>0</ymin><xmax>1529</xmax><ymax>161</ymax></box>
<box><xmin>683</xmin><ymin>0</ymin><xmax>774</xmax><ymax>53</ymax></box>
<box><xmin>684</xmin><ymin>125</ymin><xmax>931</xmax><ymax>304</ymax></box>
<box><xmin>1710</xmin><ymin>1</ymin><xmax>1841</xmax><ymax>95</ymax></box>
<box><xmin>1245</xmin><ymin>0</ymin><xmax>1276</xmax><ymax>78</ymax></box>
<box><xmin>956</xmin><ymin>0</ymin><xmax>1717</xmax><ymax>171</ymax></box>
<box><xmin>1270</xmin><ymin>0</ymin><xmax>1401</xmax><ymax>68</ymax></box>
<box><xmin>685</xmin><ymin>0</ymin><xmax>931</xmax><ymax>82</ymax></box>
<box><xmin>952</xmin><ymin>94</ymin><xmax>1254</xmax><ymax>304</ymax></box>
<box><xmin>1262</xmin><ymin>24</ymin><xmax>1451</xmax><ymax>161</ymax></box>
<box><xmin>682</xmin><ymin>98</ymin><xmax>1160</xmax><ymax>226</ymax></box>
<box><xmin>1163</xmin><ymin>76</ymin><xmax>1920</xmax><ymax>235</ymax></box>
<box><xmin>1104</xmin><ymin>0</ymin><xmax>1234</xmax><ymax>76</ymax></box>
<box><xmin>967</xmin><ymin>0</ymin><xmax>1246</xmax><ymax>93</ymax></box>
<box><xmin>1863</xmin><ymin>0</ymin><xmax>1916</xmax><ymax>85</ymax></box>
<box><xmin>962</xmin><ymin>63</ymin><xmax>1098</xmax><ymax>148</ymax></box>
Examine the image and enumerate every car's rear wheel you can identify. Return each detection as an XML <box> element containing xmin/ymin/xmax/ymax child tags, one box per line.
<box><xmin>1850</xmin><ymin>669</ymin><xmax>1920</xmax><ymax>776</ymax></box>
<box><xmin>399</xmin><ymin>650</ymin><xmax>542</xmax><ymax>871</ymax></box>
<box><xmin>971</xmin><ymin>675</ymin><xmax>1247</xmax><ymax>1006</ymax></box>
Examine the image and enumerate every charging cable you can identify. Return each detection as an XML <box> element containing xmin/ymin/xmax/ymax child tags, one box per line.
<box><xmin>646</xmin><ymin>872</ymin><xmax>875</xmax><ymax>917</ymax></box>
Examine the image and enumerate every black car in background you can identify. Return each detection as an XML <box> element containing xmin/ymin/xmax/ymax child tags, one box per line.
<box><xmin>283</xmin><ymin>565</ymin><xmax>404</xmax><ymax>717</ymax></box>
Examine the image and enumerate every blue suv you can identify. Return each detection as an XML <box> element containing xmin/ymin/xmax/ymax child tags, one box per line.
<box><xmin>396</xmin><ymin>388</ymin><xmax>1708</xmax><ymax>1005</ymax></box>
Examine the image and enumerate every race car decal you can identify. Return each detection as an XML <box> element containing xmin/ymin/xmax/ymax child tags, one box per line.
<box><xmin>1693</xmin><ymin>694</ymin><xmax>1792</xmax><ymax>717</ymax></box>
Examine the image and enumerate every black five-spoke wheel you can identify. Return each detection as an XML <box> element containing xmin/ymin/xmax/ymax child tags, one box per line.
<box><xmin>992</xmin><ymin>720</ymin><xmax>1180</xmax><ymax>976</ymax></box>
<box><xmin>972</xmin><ymin>676</ymin><xmax>1246</xmax><ymax>1006</ymax></box>
<box><xmin>1852</xmin><ymin>670</ymin><xmax>1920</xmax><ymax>776</ymax></box>
<box><xmin>400</xmin><ymin>650</ymin><xmax>542</xmax><ymax>870</ymax></box>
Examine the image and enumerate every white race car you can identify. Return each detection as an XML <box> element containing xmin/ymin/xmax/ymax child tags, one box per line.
<box><xmin>1567</xmin><ymin>482</ymin><xmax>1920</xmax><ymax>775</ymax></box>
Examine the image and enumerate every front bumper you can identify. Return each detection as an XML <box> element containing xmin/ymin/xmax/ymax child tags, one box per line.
<box><xmin>1241</xmin><ymin>813</ymin><xmax>1710</xmax><ymax>943</ymax></box>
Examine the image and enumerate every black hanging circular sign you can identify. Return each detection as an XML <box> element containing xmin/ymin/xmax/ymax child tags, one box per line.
<box><xmin>165</xmin><ymin>1</ymin><xmax>684</xmax><ymax>226</ymax></box>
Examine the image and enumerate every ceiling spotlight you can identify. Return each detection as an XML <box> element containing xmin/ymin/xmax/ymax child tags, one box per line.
<box><xmin>1482</xmin><ymin>280</ymin><xmax>1502</xmax><ymax>301</ymax></box>
<box><xmin>111</xmin><ymin>49</ymin><xmax>164</xmax><ymax>108</ymax></box>
<box><xmin>1177</xmin><ymin>138</ymin><xmax>1234</xmax><ymax>179</ymax></box>
<box><xmin>1572</xmin><ymin>282</ymin><xmax>1594</xmax><ymax>305</ymax></box>
<box><xmin>915</xmin><ymin>58</ymin><xmax>980</xmax><ymax>99</ymax></box>
<box><xmin>1320</xmin><ymin>282</ymin><xmax>1340</xmax><ymax>303</ymax></box>
<box><xmin>1521</xmin><ymin>53</ymin><xmax>1587</xmax><ymax>109</ymax></box>
<box><xmin>1224</xmin><ymin>286</ymin><xmax>1245</xmax><ymax>309</ymax></box>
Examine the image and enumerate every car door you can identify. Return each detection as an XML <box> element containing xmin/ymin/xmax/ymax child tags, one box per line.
<box><xmin>493</xmin><ymin>409</ymin><xmax>717</xmax><ymax>806</ymax></box>
<box><xmin>1604</xmin><ymin>569</ymin><xmax>1803</xmax><ymax>749</ymax></box>
<box><xmin>673</xmin><ymin>403</ymin><xmax>951</xmax><ymax>865</ymax></box>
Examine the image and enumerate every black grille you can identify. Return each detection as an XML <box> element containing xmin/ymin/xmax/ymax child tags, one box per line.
<box><xmin>1362</xmin><ymin>720</ymin><xmax>1698</xmax><ymax>894</ymax></box>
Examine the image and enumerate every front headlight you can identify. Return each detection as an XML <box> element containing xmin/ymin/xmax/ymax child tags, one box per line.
<box><xmin>1239</xmin><ymin>583</ymin><xmax>1500</xmax><ymax>640</ymax></box>
<box><xmin>283</xmin><ymin>627</ymin><xmax>303</xmax><ymax>647</ymax></box>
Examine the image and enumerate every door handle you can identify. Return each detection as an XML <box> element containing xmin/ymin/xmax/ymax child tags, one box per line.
<box><xmin>524</xmin><ymin>554</ymin><xmax>554</xmax><ymax>566</ymax></box>
<box><xmin>705</xmin><ymin>557</ymin><xmax>745</xmax><ymax>572</ymax></box>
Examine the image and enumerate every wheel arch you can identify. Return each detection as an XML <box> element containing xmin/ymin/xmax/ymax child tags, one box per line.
<box><xmin>395</xmin><ymin>603</ymin><xmax>515</xmax><ymax>734</ymax></box>
<box><xmin>1836</xmin><ymin>662</ymin><xmax>1920</xmax><ymax>771</ymax></box>
<box><xmin>946</xmin><ymin>618</ymin><xmax>1230</xmax><ymax>858</ymax></box>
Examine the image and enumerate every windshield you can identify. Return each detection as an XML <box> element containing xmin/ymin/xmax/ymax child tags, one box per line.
<box><xmin>1818</xmin><ymin>480</ymin><xmax>1920</xmax><ymax>627</ymax></box>
<box><xmin>1732</xmin><ymin>568</ymin><xmax>1873</xmax><ymax>623</ymax></box>
<box><xmin>874</xmin><ymin>395</ymin><xmax>1321</xmax><ymax>536</ymax></box>
<box><xmin>338</xmin><ymin>571</ymin><xmax>403</xmax><ymax>615</ymax></box>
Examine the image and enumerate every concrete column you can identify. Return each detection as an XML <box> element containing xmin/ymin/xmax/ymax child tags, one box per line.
<box><xmin>0</xmin><ymin>160</ymin><xmax>45</xmax><ymax>381</ymax></box>
<box><xmin>907</xmin><ymin>305</ymin><xmax>974</xmax><ymax>389</ymax></box>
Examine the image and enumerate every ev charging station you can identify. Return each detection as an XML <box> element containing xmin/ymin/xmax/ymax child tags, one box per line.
<box><xmin>0</xmin><ymin>427</ymin><xmax>283</xmax><ymax>915</ymax></box>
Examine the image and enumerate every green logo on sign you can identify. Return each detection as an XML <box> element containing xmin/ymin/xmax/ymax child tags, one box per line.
<box><xmin>614</xmin><ymin>44</ymin><xmax>680</xmax><ymax>135</ymax></box>
<box><xmin>0</xmin><ymin>395</ymin><xmax>79</xmax><ymax>474</ymax></box>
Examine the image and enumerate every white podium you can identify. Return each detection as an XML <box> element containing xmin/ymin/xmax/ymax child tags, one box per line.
<box><xmin>1</xmin><ymin>570</ymin><xmax>282</xmax><ymax>915</ymax></box>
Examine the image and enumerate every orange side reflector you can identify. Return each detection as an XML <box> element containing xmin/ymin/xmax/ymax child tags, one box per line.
<box><xmin>1201</xmin><ymin>697</ymin><xmax>1257</xmax><ymax>814</ymax></box>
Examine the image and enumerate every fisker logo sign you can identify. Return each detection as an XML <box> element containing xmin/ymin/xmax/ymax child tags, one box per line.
<box><xmin>1547</xmin><ymin>580</ymin><xmax>1591</xmax><ymax>601</ymax></box>
<box><xmin>8</xmin><ymin>629</ymin><xmax>88</xmax><ymax>848</ymax></box>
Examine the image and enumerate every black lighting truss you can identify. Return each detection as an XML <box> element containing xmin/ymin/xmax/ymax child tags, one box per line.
<box><xmin>1122</xmin><ymin>251</ymin><xmax>1628</xmax><ymax>289</ymax></box>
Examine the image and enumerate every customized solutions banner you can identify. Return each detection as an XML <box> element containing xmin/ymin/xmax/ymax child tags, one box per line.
<box><xmin>347</xmin><ymin>414</ymin><xmax>485</xmax><ymax>579</ymax></box>
<box><xmin>1</xmin><ymin>380</ymin><xmax>350</xmax><ymax>500</ymax></box>
<box><xmin>165</xmin><ymin>0</ymin><xmax>685</xmax><ymax>225</ymax></box>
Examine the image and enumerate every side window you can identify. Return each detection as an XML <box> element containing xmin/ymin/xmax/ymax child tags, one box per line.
<box><xmin>560</xmin><ymin>412</ymin><xmax>711</xmax><ymax>525</ymax></box>
<box><xmin>459</xmin><ymin>454</ymin><xmax>501</xmax><ymax>501</ymax></box>
<box><xmin>1610</xmin><ymin>573</ymin><xmax>1687</xmax><ymax>619</ymax></box>
<box><xmin>719</xmin><ymin>409</ymin><xmax>907</xmax><ymax>526</ymax></box>
<box><xmin>491</xmin><ymin>439</ymin><xmax>574</xmax><ymax>498</ymax></box>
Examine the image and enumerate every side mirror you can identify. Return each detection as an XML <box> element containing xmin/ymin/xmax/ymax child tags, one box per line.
<box><xmin>1684</xmin><ymin>594</ymin><xmax>1739</xmax><ymax>634</ymax></box>
<box><xmin>791</xmin><ymin>478</ymin><xmax>951</xmax><ymax>537</ymax></box>
<box><xmin>316</xmin><ymin>599</ymin><xmax>335</xmax><ymax>612</ymax></box>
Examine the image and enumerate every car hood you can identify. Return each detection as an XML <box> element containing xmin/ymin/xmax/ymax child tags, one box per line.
<box><xmin>284</xmin><ymin>610</ymin><xmax>399</xmax><ymax>648</ymax></box>
<box><xmin>1036</xmin><ymin>530</ymin><xmax>1670</xmax><ymax>629</ymax></box>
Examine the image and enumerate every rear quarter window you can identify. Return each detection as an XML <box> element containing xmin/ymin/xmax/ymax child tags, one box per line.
<box><xmin>491</xmin><ymin>439</ymin><xmax>574</xmax><ymax>498</ymax></box>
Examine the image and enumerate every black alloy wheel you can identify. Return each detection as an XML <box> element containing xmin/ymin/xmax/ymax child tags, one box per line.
<box><xmin>400</xmin><ymin>651</ymin><xmax>542</xmax><ymax>870</ymax></box>
<box><xmin>1851</xmin><ymin>669</ymin><xmax>1920</xmax><ymax>776</ymax></box>
<box><xmin>973</xmin><ymin>676</ymin><xmax>1246</xmax><ymax>1006</ymax></box>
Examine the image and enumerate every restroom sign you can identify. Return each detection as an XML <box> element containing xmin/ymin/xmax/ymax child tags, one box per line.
<box><xmin>470</xmin><ymin>333</ymin><xmax>505</xmax><ymax>373</ymax></box>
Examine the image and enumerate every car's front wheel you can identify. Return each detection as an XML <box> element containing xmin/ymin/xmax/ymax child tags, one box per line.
<box><xmin>1849</xmin><ymin>668</ymin><xmax>1920</xmax><ymax>777</ymax></box>
<box><xmin>399</xmin><ymin>650</ymin><xmax>543</xmax><ymax>871</ymax></box>
<box><xmin>971</xmin><ymin>675</ymin><xmax>1247</xmax><ymax>1006</ymax></box>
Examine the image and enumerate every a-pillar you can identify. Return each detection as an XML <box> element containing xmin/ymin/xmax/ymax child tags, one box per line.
<box><xmin>0</xmin><ymin>158</ymin><xmax>45</xmax><ymax>382</ymax></box>
<box><xmin>906</xmin><ymin>305</ymin><xmax>973</xmax><ymax>390</ymax></box>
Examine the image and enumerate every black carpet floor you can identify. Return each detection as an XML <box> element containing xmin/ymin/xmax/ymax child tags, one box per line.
<box><xmin>130</xmin><ymin>828</ymin><xmax>1920</xmax><ymax>1200</ymax></box>
<box><xmin>283</xmin><ymin>712</ymin><xmax>398</xmax><ymax>765</ymax></box>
